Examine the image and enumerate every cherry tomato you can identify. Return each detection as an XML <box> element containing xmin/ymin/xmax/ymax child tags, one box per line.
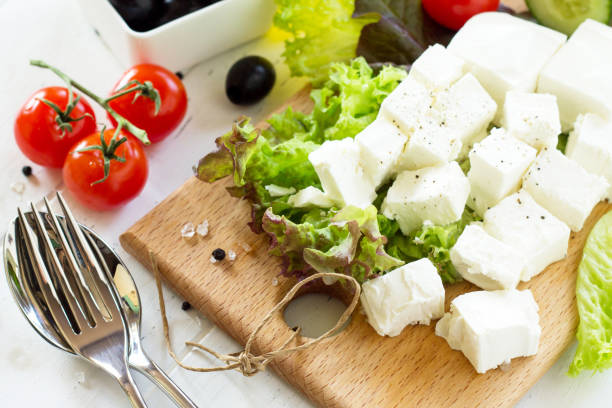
<box><xmin>108</xmin><ymin>64</ymin><xmax>187</xmax><ymax>143</ymax></box>
<box><xmin>422</xmin><ymin>0</ymin><xmax>500</xmax><ymax>31</ymax></box>
<box><xmin>63</xmin><ymin>129</ymin><xmax>148</xmax><ymax>211</ymax></box>
<box><xmin>14</xmin><ymin>86</ymin><xmax>97</xmax><ymax>168</ymax></box>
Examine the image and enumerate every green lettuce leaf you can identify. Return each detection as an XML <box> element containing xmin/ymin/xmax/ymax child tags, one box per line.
<box><xmin>274</xmin><ymin>0</ymin><xmax>380</xmax><ymax>83</ymax></box>
<box><xmin>382</xmin><ymin>209</ymin><xmax>480</xmax><ymax>284</ymax></box>
<box><xmin>569</xmin><ymin>210</ymin><xmax>612</xmax><ymax>376</ymax></box>
<box><xmin>321</xmin><ymin>58</ymin><xmax>408</xmax><ymax>140</ymax></box>
<box><xmin>262</xmin><ymin>205</ymin><xmax>404</xmax><ymax>282</ymax></box>
<box><xmin>197</xmin><ymin>59</ymin><xmax>406</xmax><ymax>233</ymax></box>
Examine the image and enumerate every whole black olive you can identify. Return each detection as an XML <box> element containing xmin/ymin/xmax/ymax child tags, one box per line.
<box><xmin>225</xmin><ymin>56</ymin><xmax>276</xmax><ymax>106</ymax></box>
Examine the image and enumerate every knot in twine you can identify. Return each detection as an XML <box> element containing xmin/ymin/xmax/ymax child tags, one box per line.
<box><xmin>149</xmin><ymin>251</ymin><xmax>361</xmax><ymax>377</ymax></box>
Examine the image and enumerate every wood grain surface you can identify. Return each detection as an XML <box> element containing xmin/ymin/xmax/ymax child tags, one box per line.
<box><xmin>120</xmin><ymin>84</ymin><xmax>612</xmax><ymax>407</ymax></box>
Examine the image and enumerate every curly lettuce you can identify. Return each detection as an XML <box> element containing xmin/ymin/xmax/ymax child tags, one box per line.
<box><xmin>380</xmin><ymin>209</ymin><xmax>479</xmax><ymax>284</ymax></box>
<box><xmin>197</xmin><ymin>58</ymin><xmax>406</xmax><ymax>232</ymax></box>
<box><xmin>569</xmin><ymin>210</ymin><xmax>612</xmax><ymax>376</ymax></box>
<box><xmin>273</xmin><ymin>0</ymin><xmax>379</xmax><ymax>83</ymax></box>
<box><xmin>262</xmin><ymin>205</ymin><xmax>403</xmax><ymax>283</ymax></box>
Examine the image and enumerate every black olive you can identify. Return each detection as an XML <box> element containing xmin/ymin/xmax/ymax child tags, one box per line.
<box><xmin>225</xmin><ymin>56</ymin><xmax>276</xmax><ymax>106</ymax></box>
<box><xmin>108</xmin><ymin>0</ymin><xmax>166</xmax><ymax>32</ymax></box>
<box><xmin>109</xmin><ymin>0</ymin><xmax>222</xmax><ymax>32</ymax></box>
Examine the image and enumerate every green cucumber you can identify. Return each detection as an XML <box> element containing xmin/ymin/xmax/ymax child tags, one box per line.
<box><xmin>526</xmin><ymin>0</ymin><xmax>611</xmax><ymax>35</ymax></box>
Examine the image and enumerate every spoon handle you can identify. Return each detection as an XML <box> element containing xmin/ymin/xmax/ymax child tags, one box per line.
<box><xmin>132</xmin><ymin>354</ymin><xmax>198</xmax><ymax>408</ymax></box>
<box><xmin>117</xmin><ymin>370</ymin><xmax>149</xmax><ymax>408</ymax></box>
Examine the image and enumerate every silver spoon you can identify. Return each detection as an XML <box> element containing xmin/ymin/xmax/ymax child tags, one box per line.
<box><xmin>4</xmin><ymin>210</ymin><xmax>198</xmax><ymax>408</ymax></box>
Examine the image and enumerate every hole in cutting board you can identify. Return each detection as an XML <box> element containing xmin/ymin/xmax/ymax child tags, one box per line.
<box><xmin>283</xmin><ymin>293</ymin><xmax>351</xmax><ymax>338</ymax></box>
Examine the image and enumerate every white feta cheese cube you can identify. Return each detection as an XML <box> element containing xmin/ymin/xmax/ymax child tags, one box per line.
<box><xmin>566</xmin><ymin>113</ymin><xmax>612</xmax><ymax>200</ymax></box>
<box><xmin>361</xmin><ymin>258</ymin><xmax>444</xmax><ymax>337</ymax></box>
<box><xmin>287</xmin><ymin>186</ymin><xmax>334</xmax><ymax>208</ymax></box>
<box><xmin>434</xmin><ymin>73</ymin><xmax>497</xmax><ymax>146</ymax></box>
<box><xmin>355</xmin><ymin>118</ymin><xmax>408</xmax><ymax>188</ymax></box>
<box><xmin>467</xmin><ymin>128</ymin><xmax>537</xmax><ymax>216</ymax></box>
<box><xmin>502</xmin><ymin>91</ymin><xmax>561</xmax><ymax>150</ymax></box>
<box><xmin>448</xmin><ymin>12</ymin><xmax>566</xmax><ymax>121</ymax></box>
<box><xmin>381</xmin><ymin>73</ymin><xmax>493</xmax><ymax>167</ymax></box>
<box><xmin>382</xmin><ymin>162</ymin><xmax>470</xmax><ymax>234</ymax></box>
<box><xmin>408</xmin><ymin>44</ymin><xmax>466</xmax><ymax>90</ymax></box>
<box><xmin>483</xmin><ymin>190</ymin><xmax>570</xmax><ymax>281</ymax></box>
<box><xmin>538</xmin><ymin>19</ymin><xmax>612</xmax><ymax>130</ymax></box>
<box><xmin>459</xmin><ymin>128</ymin><xmax>488</xmax><ymax>159</ymax></box>
<box><xmin>466</xmin><ymin>181</ymin><xmax>497</xmax><ymax>217</ymax></box>
<box><xmin>435</xmin><ymin>289</ymin><xmax>541</xmax><ymax>374</ymax></box>
<box><xmin>450</xmin><ymin>224</ymin><xmax>524</xmax><ymax>290</ymax></box>
<box><xmin>379</xmin><ymin>77</ymin><xmax>433</xmax><ymax>135</ymax></box>
<box><xmin>264</xmin><ymin>184</ymin><xmax>296</xmax><ymax>197</ymax></box>
<box><xmin>396</xmin><ymin>119</ymin><xmax>462</xmax><ymax>171</ymax></box>
<box><xmin>523</xmin><ymin>149</ymin><xmax>609</xmax><ymax>231</ymax></box>
<box><xmin>308</xmin><ymin>138</ymin><xmax>376</xmax><ymax>208</ymax></box>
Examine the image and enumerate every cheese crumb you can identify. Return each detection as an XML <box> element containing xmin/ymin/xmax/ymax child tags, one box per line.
<box><xmin>209</xmin><ymin>255</ymin><xmax>218</xmax><ymax>264</ymax></box>
<box><xmin>180</xmin><ymin>222</ymin><xmax>195</xmax><ymax>238</ymax></box>
<box><xmin>272</xmin><ymin>277</ymin><xmax>279</xmax><ymax>286</ymax></box>
<box><xmin>241</xmin><ymin>243</ymin><xmax>252</xmax><ymax>253</ymax></box>
<box><xmin>196</xmin><ymin>220</ymin><xmax>209</xmax><ymax>237</ymax></box>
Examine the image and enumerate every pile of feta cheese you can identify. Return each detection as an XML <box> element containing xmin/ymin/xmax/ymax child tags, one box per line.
<box><xmin>286</xmin><ymin>12</ymin><xmax>612</xmax><ymax>374</ymax></box>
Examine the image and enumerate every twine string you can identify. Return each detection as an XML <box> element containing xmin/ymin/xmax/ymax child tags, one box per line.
<box><xmin>149</xmin><ymin>251</ymin><xmax>361</xmax><ymax>376</ymax></box>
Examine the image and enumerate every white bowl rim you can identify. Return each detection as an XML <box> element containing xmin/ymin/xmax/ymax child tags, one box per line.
<box><xmin>104</xmin><ymin>0</ymin><xmax>249</xmax><ymax>39</ymax></box>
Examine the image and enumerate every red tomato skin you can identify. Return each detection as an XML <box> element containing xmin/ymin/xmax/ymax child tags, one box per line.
<box><xmin>108</xmin><ymin>64</ymin><xmax>187</xmax><ymax>143</ymax></box>
<box><xmin>63</xmin><ymin>130</ymin><xmax>148</xmax><ymax>211</ymax></box>
<box><xmin>14</xmin><ymin>87</ymin><xmax>97</xmax><ymax>168</ymax></box>
<box><xmin>422</xmin><ymin>0</ymin><xmax>500</xmax><ymax>31</ymax></box>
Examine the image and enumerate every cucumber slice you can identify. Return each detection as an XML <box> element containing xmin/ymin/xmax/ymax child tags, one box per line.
<box><xmin>526</xmin><ymin>0</ymin><xmax>612</xmax><ymax>35</ymax></box>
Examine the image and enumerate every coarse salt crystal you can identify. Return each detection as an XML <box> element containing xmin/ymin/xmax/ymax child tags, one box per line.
<box><xmin>10</xmin><ymin>182</ymin><xmax>25</xmax><ymax>194</ymax></box>
<box><xmin>228</xmin><ymin>250</ymin><xmax>236</xmax><ymax>261</ymax></box>
<box><xmin>241</xmin><ymin>243</ymin><xmax>252</xmax><ymax>253</ymax></box>
<box><xmin>210</xmin><ymin>255</ymin><xmax>218</xmax><ymax>264</ymax></box>
<box><xmin>181</xmin><ymin>222</ymin><xmax>195</xmax><ymax>238</ymax></box>
<box><xmin>272</xmin><ymin>277</ymin><xmax>279</xmax><ymax>286</ymax></box>
<box><xmin>196</xmin><ymin>220</ymin><xmax>209</xmax><ymax>237</ymax></box>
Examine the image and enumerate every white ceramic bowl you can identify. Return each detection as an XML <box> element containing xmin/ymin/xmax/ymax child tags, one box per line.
<box><xmin>77</xmin><ymin>0</ymin><xmax>275</xmax><ymax>71</ymax></box>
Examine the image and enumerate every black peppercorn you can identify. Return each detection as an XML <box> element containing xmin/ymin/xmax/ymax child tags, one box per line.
<box><xmin>212</xmin><ymin>248</ymin><xmax>226</xmax><ymax>261</ymax></box>
<box><xmin>181</xmin><ymin>301</ymin><xmax>191</xmax><ymax>311</ymax></box>
<box><xmin>22</xmin><ymin>166</ymin><xmax>32</xmax><ymax>177</ymax></box>
<box><xmin>175</xmin><ymin>71</ymin><xmax>184</xmax><ymax>80</ymax></box>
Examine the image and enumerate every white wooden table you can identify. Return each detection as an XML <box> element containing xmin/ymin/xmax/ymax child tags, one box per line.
<box><xmin>0</xmin><ymin>1</ymin><xmax>610</xmax><ymax>406</ymax></box>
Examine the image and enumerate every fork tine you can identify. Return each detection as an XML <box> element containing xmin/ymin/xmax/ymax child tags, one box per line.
<box><xmin>56</xmin><ymin>192</ymin><xmax>121</xmax><ymax>318</ymax></box>
<box><xmin>29</xmin><ymin>202</ymin><xmax>92</xmax><ymax>330</ymax></box>
<box><xmin>17</xmin><ymin>207</ymin><xmax>79</xmax><ymax>338</ymax></box>
<box><xmin>43</xmin><ymin>197</ymin><xmax>106</xmax><ymax>324</ymax></box>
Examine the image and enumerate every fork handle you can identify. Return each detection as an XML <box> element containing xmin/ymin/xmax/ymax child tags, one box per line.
<box><xmin>117</xmin><ymin>371</ymin><xmax>148</xmax><ymax>408</ymax></box>
<box><xmin>136</xmin><ymin>359</ymin><xmax>198</xmax><ymax>408</ymax></box>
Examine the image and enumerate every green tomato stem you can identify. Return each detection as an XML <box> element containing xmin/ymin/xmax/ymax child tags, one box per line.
<box><xmin>30</xmin><ymin>59</ymin><xmax>151</xmax><ymax>145</ymax></box>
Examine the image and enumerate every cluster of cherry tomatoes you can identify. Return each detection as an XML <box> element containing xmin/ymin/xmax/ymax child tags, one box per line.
<box><xmin>14</xmin><ymin>63</ymin><xmax>187</xmax><ymax>210</ymax></box>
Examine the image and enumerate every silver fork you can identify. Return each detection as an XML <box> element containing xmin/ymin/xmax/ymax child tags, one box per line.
<box><xmin>18</xmin><ymin>198</ymin><xmax>147</xmax><ymax>408</ymax></box>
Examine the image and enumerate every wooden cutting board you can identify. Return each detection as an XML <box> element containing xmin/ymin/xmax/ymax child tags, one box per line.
<box><xmin>120</xmin><ymin>86</ymin><xmax>612</xmax><ymax>407</ymax></box>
